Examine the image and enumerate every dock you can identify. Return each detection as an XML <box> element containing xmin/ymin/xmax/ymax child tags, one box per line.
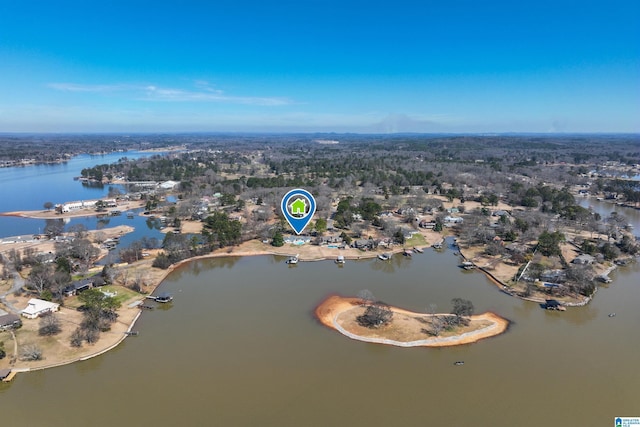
<box><xmin>147</xmin><ymin>292</ymin><xmax>173</xmax><ymax>303</ymax></box>
<box><xmin>461</xmin><ymin>261</ymin><xmax>476</xmax><ymax>270</ymax></box>
<box><xmin>543</xmin><ymin>299</ymin><xmax>566</xmax><ymax>311</ymax></box>
<box><xmin>0</xmin><ymin>369</ymin><xmax>17</xmax><ymax>383</ymax></box>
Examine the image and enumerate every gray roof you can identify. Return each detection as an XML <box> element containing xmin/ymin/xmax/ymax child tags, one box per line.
<box><xmin>573</xmin><ymin>254</ymin><xmax>595</xmax><ymax>264</ymax></box>
<box><xmin>0</xmin><ymin>313</ymin><xmax>21</xmax><ymax>326</ymax></box>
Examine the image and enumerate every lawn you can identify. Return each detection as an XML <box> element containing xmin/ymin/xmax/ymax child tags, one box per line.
<box><xmin>63</xmin><ymin>285</ymin><xmax>142</xmax><ymax>309</ymax></box>
<box><xmin>405</xmin><ymin>233</ymin><xmax>427</xmax><ymax>247</ymax></box>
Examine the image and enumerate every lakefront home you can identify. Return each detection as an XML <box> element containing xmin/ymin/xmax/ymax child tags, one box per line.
<box><xmin>21</xmin><ymin>299</ymin><xmax>60</xmax><ymax>319</ymax></box>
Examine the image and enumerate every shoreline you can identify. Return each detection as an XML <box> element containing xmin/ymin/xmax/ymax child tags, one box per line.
<box><xmin>3</xmin><ymin>225</ymin><xmax>627</xmax><ymax>377</ymax></box>
<box><xmin>315</xmin><ymin>295</ymin><xmax>509</xmax><ymax>347</ymax></box>
<box><xmin>0</xmin><ymin>202</ymin><xmax>146</xmax><ymax>221</ymax></box>
<box><xmin>0</xmin><ymin>242</ymin><xmax>437</xmax><ymax>378</ymax></box>
<box><xmin>455</xmin><ymin>245</ymin><xmax>597</xmax><ymax>307</ymax></box>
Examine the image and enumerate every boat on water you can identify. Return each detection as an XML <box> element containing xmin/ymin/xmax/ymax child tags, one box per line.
<box><xmin>413</xmin><ymin>247</ymin><xmax>423</xmax><ymax>253</ymax></box>
<box><xmin>335</xmin><ymin>255</ymin><xmax>345</xmax><ymax>264</ymax></box>
<box><xmin>403</xmin><ymin>249</ymin><xmax>413</xmax><ymax>257</ymax></box>
<box><xmin>126</xmin><ymin>212</ymin><xmax>135</xmax><ymax>218</ymax></box>
<box><xmin>454</xmin><ymin>361</ymin><xmax>465</xmax><ymax>366</ymax></box>
<box><xmin>597</xmin><ymin>275</ymin><xmax>612</xmax><ymax>284</ymax></box>
<box><xmin>432</xmin><ymin>242</ymin><xmax>443</xmax><ymax>250</ymax></box>
<box><xmin>543</xmin><ymin>299</ymin><xmax>566</xmax><ymax>311</ymax></box>
<box><xmin>154</xmin><ymin>292</ymin><xmax>173</xmax><ymax>303</ymax></box>
<box><xmin>286</xmin><ymin>254</ymin><xmax>299</xmax><ymax>265</ymax></box>
<box><xmin>461</xmin><ymin>261</ymin><xmax>475</xmax><ymax>270</ymax></box>
<box><xmin>608</xmin><ymin>313</ymin><xmax>616</xmax><ymax>317</ymax></box>
<box><xmin>377</xmin><ymin>253</ymin><xmax>391</xmax><ymax>261</ymax></box>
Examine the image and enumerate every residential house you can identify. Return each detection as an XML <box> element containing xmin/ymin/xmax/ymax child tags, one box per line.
<box><xmin>573</xmin><ymin>254</ymin><xmax>595</xmax><ymax>265</ymax></box>
<box><xmin>63</xmin><ymin>279</ymin><xmax>93</xmax><ymax>297</ymax></box>
<box><xmin>540</xmin><ymin>269</ymin><xmax>566</xmax><ymax>283</ymax></box>
<box><xmin>0</xmin><ymin>313</ymin><xmax>22</xmax><ymax>330</ymax></box>
<box><xmin>21</xmin><ymin>299</ymin><xmax>60</xmax><ymax>319</ymax></box>
<box><xmin>160</xmin><ymin>180</ymin><xmax>179</xmax><ymax>190</ymax></box>
<box><xmin>419</xmin><ymin>220</ymin><xmax>436</xmax><ymax>229</ymax></box>
<box><xmin>444</xmin><ymin>216</ymin><xmax>464</xmax><ymax>224</ymax></box>
<box><xmin>353</xmin><ymin>239</ymin><xmax>375</xmax><ymax>250</ymax></box>
<box><xmin>57</xmin><ymin>199</ymin><xmax>98</xmax><ymax>213</ymax></box>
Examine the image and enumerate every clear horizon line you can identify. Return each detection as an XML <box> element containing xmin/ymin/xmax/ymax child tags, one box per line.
<box><xmin>0</xmin><ymin>131</ymin><xmax>638</xmax><ymax>137</ymax></box>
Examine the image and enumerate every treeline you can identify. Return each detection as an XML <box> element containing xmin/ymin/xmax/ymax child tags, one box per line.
<box><xmin>0</xmin><ymin>134</ymin><xmax>176</xmax><ymax>163</ymax></box>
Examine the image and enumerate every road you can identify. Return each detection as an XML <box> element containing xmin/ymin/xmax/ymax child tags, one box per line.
<box><xmin>0</xmin><ymin>264</ymin><xmax>24</xmax><ymax>314</ymax></box>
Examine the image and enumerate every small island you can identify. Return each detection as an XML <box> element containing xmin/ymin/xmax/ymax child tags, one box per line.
<box><xmin>315</xmin><ymin>294</ymin><xmax>509</xmax><ymax>347</ymax></box>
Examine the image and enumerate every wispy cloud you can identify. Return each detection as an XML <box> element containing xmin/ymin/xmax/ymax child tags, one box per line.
<box><xmin>47</xmin><ymin>83</ymin><xmax>134</xmax><ymax>93</ymax></box>
<box><xmin>48</xmin><ymin>81</ymin><xmax>292</xmax><ymax>106</ymax></box>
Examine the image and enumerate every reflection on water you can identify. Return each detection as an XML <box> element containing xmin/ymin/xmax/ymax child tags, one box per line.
<box><xmin>369</xmin><ymin>252</ymin><xmax>414</xmax><ymax>274</ymax></box>
<box><xmin>154</xmin><ymin>302</ymin><xmax>173</xmax><ymax>312</ymax></box>
<box><xmin>95</xmin><ymin>217</ymin><xmax>110</xmax><ymax>229</ymax></box>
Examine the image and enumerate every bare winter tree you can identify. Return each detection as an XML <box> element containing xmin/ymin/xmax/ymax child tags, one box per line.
<box><xmin>27</xmin><ymin>263</ymin><xmax>53</xmax><ymax>295</ymax></box>
<box><xmin>38</xmin><ymin>313</ymin><xmax>62</xmax><ymax>336</ymax></box>
<box><xmin>93</xmin><ymin>231</ymin><xmax>107</xmax><ymax>244</ymax></box>
<box><xmin>426</xmin><ymin>303</ymin><xmax>445</xmax><ymax>336</ymax></box>
<box><xmin>357</xmin><ymin>289</ymin><xmax>376</xmax><ymax>305</ymax></box>
<box><xmin>70</xmin><ymin>238</ymin><xmax>100</xmax><ymax>271</ymax></box>
<box><xmin>20</xmin><ymin>344</ymin><xmax>43</xmax><ymax>361</ymax></box>
<box><xmin>7</xmin><ymin>249</ymin><xmax>23</xmax><ymax>272</ymax></box>
<box><xmin>357</xmin><ymin>302</ymin><xmax>394</xmax><ymax>328</ymax></box>
<box><xmin>355</xmin><ymin>290</ymin><xmax>394</xmax><ymax>328</ymax></box>
<box><xmin>450</xmin><ymin>298</ymin><xmax>474</xmax><ymax>326</ymax></box>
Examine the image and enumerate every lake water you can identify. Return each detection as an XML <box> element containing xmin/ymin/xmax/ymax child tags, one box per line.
<box><xmin>0</xmin><ymin>159</ymin><xmax>639</xmax><ymax>426</ymax></box>
<box><xmin>1</xmin><ymin>247</ymin><xmax>639</xmax><ymax>426</ymax></box>
<box><xmin>0</xmin><ymin>150</ymin><xmax>165</xmax><ymax>237</ymax></box>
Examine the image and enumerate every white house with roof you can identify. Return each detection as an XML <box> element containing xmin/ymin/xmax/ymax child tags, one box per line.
<box><xmin>444</xmin><ymin>216</ymin><xmax>464</xmax><ymax>223</ymax></box>
<box><xmin>58</xmin><ymin>200</ymin><xmax>99</xmax><ymax>213</ymax></box>
<box><xmin>21</xmin><ymin>299</ymin><xmax>60</xmax><ymax>319</ymax></box>
<box><xmin>160</xmin><ymin>180</ymin><xmax>179</xmax><ymax>190</ymax></box>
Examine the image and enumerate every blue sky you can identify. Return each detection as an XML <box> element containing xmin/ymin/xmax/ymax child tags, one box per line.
<box><xmin>1</xmin><ymin>0</ymin><xmax>638</xmax><ymax>133</ymax></box>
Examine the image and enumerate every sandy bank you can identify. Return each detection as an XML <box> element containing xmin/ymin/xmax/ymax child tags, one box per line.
<box><xmin>315</xmin><ymin>295</ymin><xmax>509</xmax><ymax>347</ymax></box>
<box><xmin>183</xmin><ymin>238</ymin><xmax>430</xmax><ymax>263</ymax></box>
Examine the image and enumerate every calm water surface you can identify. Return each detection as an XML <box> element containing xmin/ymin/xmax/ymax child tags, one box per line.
<box><xmin>0</xmin><ymin>150</ymin><xmax>165</xmax><ymax>237</ymax></box>
<box><xmin>1</xmin><ymin>244</ymin><xmax>638</xmax><ymax>426</ymax></box>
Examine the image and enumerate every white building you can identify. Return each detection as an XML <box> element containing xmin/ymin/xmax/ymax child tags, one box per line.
<box><xmin>444</xmin><ymin>216</ymin><xmax>464</xmax><ymax>223</ymax></box>
<box><xmin>160</xmin><ymin>180</ymin><xmax>179</xmax><ymax>190</ymax></box>
<box><xmin>59</xmin><ymin>200</ymin><xmax>99</xmax><ymax>213</ymax></box>
<box><xmin>21</xmin><ymin>299</ymin><xmax>60</xmax><ymax>319</ymax></box>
